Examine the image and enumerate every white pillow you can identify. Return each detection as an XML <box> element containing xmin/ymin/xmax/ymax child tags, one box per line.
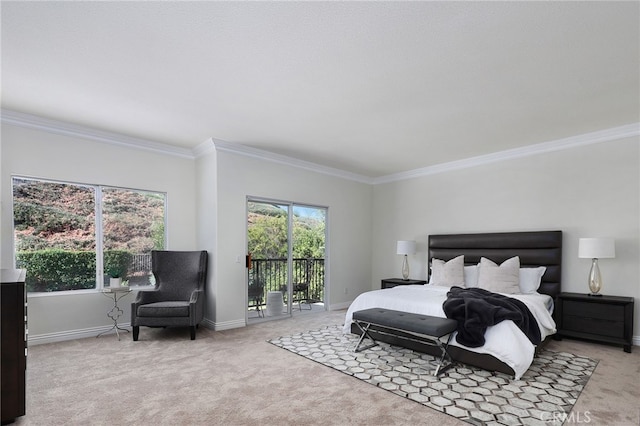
<box><xmin>429</xmin><ymin>255</ymin><xmax>465</xmax><ymax>287</ymax></box>
<box><xmin>519</xmin><ymin>266</ymin><xmax>546</xmax><ymax>294</ymax></box>
<box><xmin>464</xmin><ymin>264</ymin><xmax>479</xmax><ymax>288</ymax></box>
<box><xmin>477</xmin><ymin>256</ymin><xmax>520</xmax><ymax>294</ymax></box>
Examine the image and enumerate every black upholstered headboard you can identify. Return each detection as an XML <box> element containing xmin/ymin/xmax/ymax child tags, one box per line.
<box><xmin>428</xmin><ymin>230</ymin><xmax>562</xmax><ymax>299</ymax></box>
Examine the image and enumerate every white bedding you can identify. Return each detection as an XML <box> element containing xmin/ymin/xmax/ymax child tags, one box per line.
<box><xmin>343</xmin><ymin>285</ymin><xmax>557</xmax><ymax>379</ymax></box>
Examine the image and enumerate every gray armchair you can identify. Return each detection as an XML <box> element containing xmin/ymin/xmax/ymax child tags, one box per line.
<box><xmin>132</xmin><ymin>250</ymin><xmax>208</xmax><ymax>341</ymax></box>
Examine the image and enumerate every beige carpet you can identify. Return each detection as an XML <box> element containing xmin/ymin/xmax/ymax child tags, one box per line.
<box><xmin>16</xmin><ymin>310</ymin><xmax>640</xmax><ymax>425</ymax></box>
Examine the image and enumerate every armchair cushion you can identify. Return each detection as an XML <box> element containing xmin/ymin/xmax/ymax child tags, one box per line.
<box><xmin>137</xmin><ymin>301</ymin><xmax>190</xmax><ymax>317</ymax></box>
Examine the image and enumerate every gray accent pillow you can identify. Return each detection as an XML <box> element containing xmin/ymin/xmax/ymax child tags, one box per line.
<box><xmin>477</xmin><ymin>256</ymin><xmax>520</xmax><ymax>294</ymax></box>
<box><xmin>429</xmin><ymin>255</ymin><xmax>465</xmax><ymax>287</ymax></box>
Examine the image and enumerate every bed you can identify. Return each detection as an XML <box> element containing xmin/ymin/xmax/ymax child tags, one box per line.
<box><xmin>344</xmin><ymin>230</ymin><xmax>563</xmax><ymax>379</ymax></box>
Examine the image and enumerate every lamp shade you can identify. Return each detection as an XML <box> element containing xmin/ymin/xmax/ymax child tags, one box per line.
<box><xmin>396</xmin><ymin>240</ymin><xmax>416</xmax><ymax>255</ymax></box>
<box><xmin>578</xmin><ymin>238</ymin><xmax>615</xmax><ymax>259</ymax></box>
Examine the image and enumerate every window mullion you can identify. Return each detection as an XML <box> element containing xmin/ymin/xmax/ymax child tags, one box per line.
<box><xmin>95</xmin><ymin>186</ymin><xmax>104</xmax><ymax>289</ymax></box>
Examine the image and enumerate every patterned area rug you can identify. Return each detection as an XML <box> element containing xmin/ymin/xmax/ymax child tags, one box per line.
<box><xmin>268</xmin><ymin>325</ymin><xmax>598</xmax><ymax>426</ymax></box>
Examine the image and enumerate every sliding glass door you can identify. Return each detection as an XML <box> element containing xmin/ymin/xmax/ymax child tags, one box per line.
<box><xmin>246</xmin><ymin>198</ymin><xmax>326</xmax><ymax>322</ymax></box>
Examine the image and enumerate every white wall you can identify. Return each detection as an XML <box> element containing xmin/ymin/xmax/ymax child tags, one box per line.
<box><xmin>1</xmin><ymin>123</ymin><xmax>198</xmax><ymax>342</ymax></box>
<box><xmin>371</xmin><ymin>138</ymin><xmax>640</xmax><ymax>338</ymax></box>
<box><xmin>3</xmin><ymin>119</ymin><xmax>638</xmax><ymax>345</ymax></box>
<box><xmin>201</xmin><ymin>149</ymin><xmax>373</xmax><ymax>329</ymax></box>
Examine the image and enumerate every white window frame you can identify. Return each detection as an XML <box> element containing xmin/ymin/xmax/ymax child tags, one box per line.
<box><xmin>11</xmin><ymin>175</ymin><xmax>167</xmax><ymax>294</ymax></box>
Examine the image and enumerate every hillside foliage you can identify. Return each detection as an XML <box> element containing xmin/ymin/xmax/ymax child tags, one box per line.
<box><xmin>13</xmin><ymin>178</ymin><xmax>165</xmax><ymax>253</ymax></box>
<box><xmin>247</xmin><ymin>202</ymin><xmax>325</xmax><ymax>260</ymax></box>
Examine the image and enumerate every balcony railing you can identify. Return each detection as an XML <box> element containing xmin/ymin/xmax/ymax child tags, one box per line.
<box><xmin>248</xmin><ymin>258</ymin><xmax>325</xmax><ymax>309</ymax></box>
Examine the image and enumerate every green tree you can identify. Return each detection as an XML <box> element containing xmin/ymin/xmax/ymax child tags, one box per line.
<box><xmin>151</xmin><ymin>221</ymin><xmax>165</xmax><ymax>250</ymax></box>
<box><xmin>293</xmin><ymin>219</ymin><xmax>325</xmax><ymax>258</ymax></box>
<box><xmin>247</xmin><ymin>214</ymin><xmax>288</xmax><ymax>259</ymax></box>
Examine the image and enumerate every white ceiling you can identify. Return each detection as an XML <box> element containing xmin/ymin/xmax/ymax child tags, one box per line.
<box><xmin>2</xmin><ymin>1</ymin><xmax>639</xmax><ymax>178</ymax></box>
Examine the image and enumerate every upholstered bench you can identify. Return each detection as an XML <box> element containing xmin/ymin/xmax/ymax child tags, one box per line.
<box><xmin>352</xmin><ymin>308</ymin><xmax>458</xmax><ymax>376</ymax></box>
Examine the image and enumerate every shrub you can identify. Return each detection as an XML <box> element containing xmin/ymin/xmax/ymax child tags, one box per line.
<box><xmin>16</xmin><ymin>249</ymin><xmax>133</xmax><ymax>292</ymax></box>
<box><xmin>17</xmin><ymin>249</ymin><xmax>96</xmax><ymax>292</ymax></box>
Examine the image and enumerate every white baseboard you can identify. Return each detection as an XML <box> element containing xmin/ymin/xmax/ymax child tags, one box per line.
<box><xmin>328</xmin><ymin>301</ymin><xmax>352</xmax><ymax>311</ymax></box>
<box><xmin>633</xmin><ymin>335</ymin><xmax>640</xmax><ymax>347</ymax></box>
<box><xmin>201</xmin><ymin>317</ymin><xmax>245</xmax><ymax>331</ymax></box>
<box><xmin>200</xmin><ymin>318</ymin><xmax>216</xmax><ymax>330</ymax></box>
<box><xmin>28</xmin><ymin>323</ymin><xmax>132</xmax><ymax>346</ymax></box>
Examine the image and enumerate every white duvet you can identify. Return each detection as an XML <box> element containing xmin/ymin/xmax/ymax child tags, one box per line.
<box><xmin>343</xmin><ymin>285</ymin><xmax>557</xmax><ymax>379</ymax></box>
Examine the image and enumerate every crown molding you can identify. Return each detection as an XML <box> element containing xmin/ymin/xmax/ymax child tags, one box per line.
<box><xmin>1</xmin><ymin>109</ymin><xmax>197</xmax><ymax>159</ymax></box>
<box><xmin>372</xmin><ymin>123</ymin><xmax>640</xmax><ymax>185</ymax></box>
<box><xmin>212</xmin><ymin>139</ymin><xmax>374</xmax><ymax>184</ymax></box>
<box><xmin>3</xmin><ymin>109</ymin><xmax>636</xmax><ymax>184</ymax></box>
<box><xmin>193</xmin><ymin>138</ymin><xmax>217</xmax><ymax>158</ymax></box>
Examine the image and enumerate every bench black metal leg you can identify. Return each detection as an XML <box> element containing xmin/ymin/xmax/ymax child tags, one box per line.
<box><xmin>353</xmin><ymin>321</ymin><xmax>378</xmax><ymax>352</ymax></box>
<box><xmin>433</xmin><ymin>333</ymin><xmax>454</xmax><ymax>376</ymax></box>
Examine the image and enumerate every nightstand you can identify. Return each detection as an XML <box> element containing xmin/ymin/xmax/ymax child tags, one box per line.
<box><xmin>381</xmin><ymin>278</ymin><xmax>427</xmax><ymax>289</ymax></box>
<box><xmin>556</xmin><ymin>292</ymin><xmax>634</xmax><ymax>353</ymax></box>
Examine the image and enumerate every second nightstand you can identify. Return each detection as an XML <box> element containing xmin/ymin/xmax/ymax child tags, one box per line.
<box><xmin>381</xmin><ymin>278</ymin><xmax>427</xmax><ymax>289</ymax></box>
<box><xmin>556</xmin><ymin>292</ymin><xmax>634</xmax><ymax>353</ymax></box>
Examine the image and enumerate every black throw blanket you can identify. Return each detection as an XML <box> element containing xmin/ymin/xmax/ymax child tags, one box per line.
<box><xmin>442</xmin><ymin>286</ymin><xmax>541</xmax><ymax>348</ymax></box>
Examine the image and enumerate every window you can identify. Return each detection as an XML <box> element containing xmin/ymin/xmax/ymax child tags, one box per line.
<box><xmin>12</xmin><ymin>177</ymin><xmax>166</xmax><ymax>292</ymax></box>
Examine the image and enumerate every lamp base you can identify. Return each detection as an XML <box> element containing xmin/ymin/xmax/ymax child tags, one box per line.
<box><xmin>587</xmin><ymin>293</ymin><xmax>603</xmax><ymax>297</ymax></box>
<box><xmin>587</xmin><ymin>258</ymin><xmax>603</xmax><ymax>295</ymax></box>
<box><xmin>401</xmin><ymin>255</ymin><xmax>410</xmax><ymax>280</ymax></box>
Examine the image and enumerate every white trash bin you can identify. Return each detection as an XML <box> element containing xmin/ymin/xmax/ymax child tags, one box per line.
<box><xmin>265</xmin><ymin>291</ymin><xmax>284</xmax><ymax>317</ymax></box>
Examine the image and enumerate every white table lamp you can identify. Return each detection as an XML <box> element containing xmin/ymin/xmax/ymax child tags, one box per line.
<box><xmin>397</xmin><ymin>240</ymin><xmax>416</xmax><ymax>280</ymax></box>
<box><xmin>578</xmin><ymin>238</ymin><xmax>615</xmax><ymax>296</ymax></box>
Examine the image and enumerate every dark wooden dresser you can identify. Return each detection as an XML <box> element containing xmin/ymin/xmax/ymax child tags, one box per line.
<box><xmin>556</xmin><ymin>292</ymin><xmax>634</xmax><ymax>353</ymax></box>
<box><xmin>381</xmin><ymin>278</ymin><xmax>427</xmax><ymax>289</ymax></box>
<box><xmin>1</xmin><ymin>269</ymin><xmax>27</xmax><ymax>424</ymax></box>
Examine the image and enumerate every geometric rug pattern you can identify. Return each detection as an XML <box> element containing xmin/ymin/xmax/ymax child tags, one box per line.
<box><xmin>268</xmin><ymin>325</ymin><xmax>598</xmax><ymax>426</ymax></box>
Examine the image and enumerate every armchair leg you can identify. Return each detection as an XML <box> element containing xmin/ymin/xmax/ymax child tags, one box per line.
<box><xmin>133</xmin><ymin>326</ymin><xmax>139</xmax><ymax>341</ymax></box>
<box><xmin>190</xmin><ymin>326</ymin><xmax>196</xmax><ymax>340</ymax></box>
